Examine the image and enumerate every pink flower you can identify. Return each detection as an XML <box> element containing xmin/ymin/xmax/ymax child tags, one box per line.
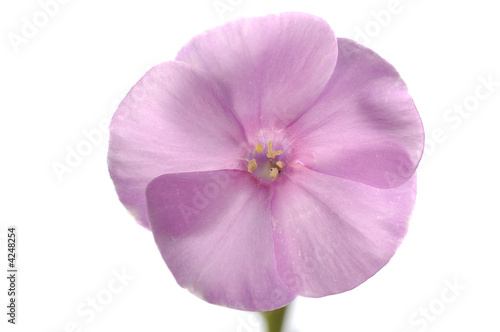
<box><xmin>108</xmin><ymin>12</ymin><xmax>424</xmax><ymax>311</ymax></box>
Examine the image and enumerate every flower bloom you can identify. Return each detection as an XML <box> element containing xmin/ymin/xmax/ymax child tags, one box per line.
<box><xmin>108</xmin><ymin>12</ymin><xmax>424</xmax><ymax>311</ymax></box>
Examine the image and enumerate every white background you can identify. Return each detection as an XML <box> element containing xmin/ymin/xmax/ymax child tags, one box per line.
<box><xmin>1</xmin><ymin>0</ymin><xmax>499</xmax><ymax>331</ymax></box>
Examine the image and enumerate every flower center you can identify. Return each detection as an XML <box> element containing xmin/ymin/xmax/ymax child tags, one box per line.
<box><xmin>247</xmin><ymin>141</ymin><xmax>285</xmax><ymax>181</ymax></box>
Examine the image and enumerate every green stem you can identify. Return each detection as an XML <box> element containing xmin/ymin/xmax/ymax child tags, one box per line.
<box><xmin>261</xmin><ymin>305</ymin><xmax>288</xmax><ymax>332</ymax></box>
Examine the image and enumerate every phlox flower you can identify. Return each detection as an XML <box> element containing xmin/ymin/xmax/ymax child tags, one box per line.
<box><xmin>108</xmin><ymin>12</ymin><xmax>424</xmax><ymax>311</ymax></box>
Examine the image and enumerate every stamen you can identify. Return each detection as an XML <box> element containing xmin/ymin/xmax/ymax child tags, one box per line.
<box><xmin>255</xmin><ymin>144</ymin><xmax>263</xmax><ymax>153</ymax></box>
<box><xmin>266</xmin><ymin>141</ymin><xmax>282</xmax><ymax>159</ymax></box>
<box><xmin>247</xmin><ymin>159</ymin><xmax>258</xmax><ymax>173</ymax></box>
<box><xmin>276</xmin><ymin>161</ymin><xmax>284</xmax><ymax>169</ymax></box>
<box><xmin>269</xmin><ymin>167</ymin><xmax>279</xmax><ymax>180</ymax></box>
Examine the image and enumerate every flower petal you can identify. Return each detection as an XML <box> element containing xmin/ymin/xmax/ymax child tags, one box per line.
<box><xmin>287</xmin><ymin>38</ymin><xmax>424</xmax><ymax>189</ymax></box>
<box><xmin>108</xmin><ymin>61</ymin><xmax>247</xmax><ymax>227</ymax></box>
<box><xmin>176</xmin><ymin>12</ymin><xmax>338</xmax><ymax>136</ymax></box>
<box><xmin>146</xmin><ymin>170</ymin><xmax>295</xmax><ymax>311</ymax></box>
<box><xmin>271</xmin><ymin>165</ymin><xmax>416</xmax><ymax>297</ymax></box>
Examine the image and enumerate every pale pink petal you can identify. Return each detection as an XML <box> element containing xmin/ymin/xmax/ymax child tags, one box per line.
<box><xmin>271</xmin><ymin>165</ymin><xmax>416</xmax><ymax>297</ymax></box>
<box><xmin>146</xmin><ymin>170</ymin><xmax>295</xmax><ymax>311</ymax></box>
<box><xmin>176</xmin><ymin>12</ymin><xmax>338</xmax><ymax>137</ymax></box>
<box><xmin>287</xmin><ymin>38</ymin><xmax>424</xmax><ymax>189</ymax></box>
<box><xmin>108</xmin><ymin>61</ymin><xmax>247</xmax><ymax>227</ymax></box>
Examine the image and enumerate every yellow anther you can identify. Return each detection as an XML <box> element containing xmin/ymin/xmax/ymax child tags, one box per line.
<box><xmin>255</xmin><ymin>144</ymin><xmax>263</xmax><ymax>153</ymax></box>
<box><xmin>276</xmin><ymin>161</ymin><xmax>284</xmax><ymax>169</ymax></box>
<box><xmin>247</xmin><ymin>159</ymin><xmax>258</xmax><ymax>173</ymax></box>
<box><xmin>269</xmin><ymin>167</ymin><xmax>279</xmax><ymax>180</ymax></box>
<box><xmin>266</xmin><ymin>141</ymin><xmax>282</xmax><ymax>159</ymax></box>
